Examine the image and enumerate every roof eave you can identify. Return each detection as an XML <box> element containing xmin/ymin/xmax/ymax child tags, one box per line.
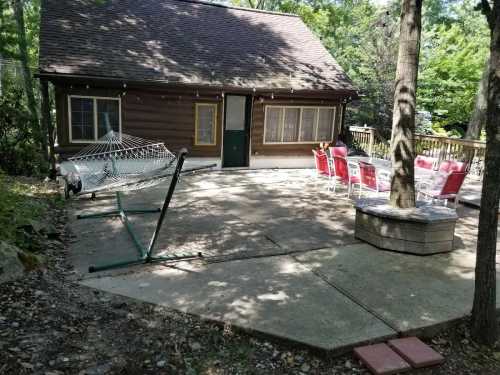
<box><xmin>36</xmin><ymin>71</ymin><xmax>359</xmax><ymax>99</ymax></box>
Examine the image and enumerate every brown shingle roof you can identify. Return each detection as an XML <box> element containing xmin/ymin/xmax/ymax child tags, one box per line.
<box><xmin>39</xmin><ymin>0</ymin><xmax>357</xmax><ymax>94</ymax></box>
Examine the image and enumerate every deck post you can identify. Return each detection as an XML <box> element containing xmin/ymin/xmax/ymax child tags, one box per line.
<box><xmin>368</xmin><ymin>127</ymin><xmax>375</xmax><ymax>157</ymax></box>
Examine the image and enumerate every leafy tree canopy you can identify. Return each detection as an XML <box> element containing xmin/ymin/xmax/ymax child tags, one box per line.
<box><xmin>232</xmin><ymin>0</ymin><xmax>489</xmax><ymax>138</ymax></box>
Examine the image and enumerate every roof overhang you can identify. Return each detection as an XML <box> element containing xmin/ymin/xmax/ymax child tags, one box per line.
<box><xmin>36</xmin><ymin>71</ymin><xmax>360</xmax><ymax>101</ymax></box>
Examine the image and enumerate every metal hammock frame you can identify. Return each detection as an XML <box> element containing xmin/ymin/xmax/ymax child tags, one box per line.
<box><xmin>76</xmin><ymin>148</ymin><xmax>206</xmax><ymax>273</ymax></box>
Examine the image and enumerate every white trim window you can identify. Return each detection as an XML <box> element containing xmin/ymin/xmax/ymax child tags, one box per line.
<box><xmin>68</xmin><ymin>95</ymin><xmax>122</xmax><ymax>143</ymax></box>
<box><xmin>263</xmin><ymin>105</ymin><xmax>337</xmax><ymax>144</ymax></box>
<box><xmin>195</xmin><ymin>103</ymin><xmax>217</xmax><ymax>146</ymax></box>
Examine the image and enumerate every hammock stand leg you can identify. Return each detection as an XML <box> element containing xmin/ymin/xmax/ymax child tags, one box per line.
<box><xmin>86</xmin><ymin>149</ymin><xmax>201</xmax><ymax>273</ymax></box>
<box><xmin>76</xmin><ymin>193</ymin><xmax>160</xmax><ymax>220</ymax></box>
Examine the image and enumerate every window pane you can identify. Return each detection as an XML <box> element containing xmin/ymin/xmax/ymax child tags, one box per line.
<box><xmin>226</xmin><ymin>96</ymin><xmax>246</xmax><ymax>130</ymax></box>
<box><xmin>317</xmin><ymin>108</ymin><xmax>334</xmax><ymax>141</ymax></box>
<box><xmin>71</xmin><ymin>98</ymin><xmax>94</xmax><ymax>140</ymax></box>
<box><xmin>197</xmin><ymin>105</ymin><xmax>216</xmax><ymax>144</ymax></box>
<box><xmin>335</xmin><ymin>105</ymin><xmax>342</xmax><ymax>134</ymax></box>
<box><xmin>97</xmin><ymin>99</ymin><xmax>120</xmax><ymax>138</ymax></box>
<box><xmin>299</xmin><ymin>108</ymin><xmax>317</xmax><ymax>142</ymax></box>
<box><xmin>264</xmin><ymin>107</ymin><xmax>283</xmax><ymax>142</ymax></box>
<box><xmin>282</xmin><ymin>108</ymin><xmax>300</xmax><ymax>142</ymax></box>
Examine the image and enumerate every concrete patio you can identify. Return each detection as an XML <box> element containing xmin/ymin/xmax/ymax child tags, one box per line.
<box><xmin>68</xmin><ymin>168</ymin><xmax>500</xmax><ymax>353</ymax></box>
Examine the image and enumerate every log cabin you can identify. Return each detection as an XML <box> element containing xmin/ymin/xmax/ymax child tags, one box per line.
<box><xmin>38</xmin><ymin>0</ymin><xmax>358</xmax><ymax>168</ymax></box>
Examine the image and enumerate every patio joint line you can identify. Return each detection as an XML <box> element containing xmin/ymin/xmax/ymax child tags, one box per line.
<box><xmin>263</xmin><ymin>234</ymin><xmax>283</xmax><ymax>249</ymax></box>
<box><xmin>291</xmin><ymin>254</ymin><xmax>402</xmax><ymax>335</ymax></box>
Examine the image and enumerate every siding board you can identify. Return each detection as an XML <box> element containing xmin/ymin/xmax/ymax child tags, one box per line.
<box><xmin>56</xmin><ymin>84</ymin><xmax>222</xmax><ymax>159</ymax></box>
<box><xmin>55</xmin><ymin>83</ymin><xmax>346</xmax><ymax>162</ymax></box>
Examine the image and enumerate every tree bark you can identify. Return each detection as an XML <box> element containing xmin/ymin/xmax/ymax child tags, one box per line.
<box><xmin>41</xmin><ymin>79</ymin><xmax>56</xmax><ymax>179</ymax></box>
<box><xmin>11</xmin><ymin>0</ymin><xmax>45</xmax><ymax>157</ymax></box>
<box><xmin>471</xmin><ymin>0</ymin><xmax>500</xmax><ymax>347</ymax></box>
<box><xmin>389</xmin><ymin>0</ymin><xmax>422</xmax><ymax>208</ymax></box>
<box><xmin>465</xmin><ymin>59</ymin><xmax>489</xmax><ymax>140</ymax></box>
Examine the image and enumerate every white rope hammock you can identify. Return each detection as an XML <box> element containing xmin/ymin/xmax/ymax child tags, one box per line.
<box><xmin>67</xmin><ymin>131</ymin><xmax>177</xmax><ymax>194</ymax></box>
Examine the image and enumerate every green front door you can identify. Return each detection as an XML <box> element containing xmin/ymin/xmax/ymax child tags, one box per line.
<box><xmin>223</xmin><ymin>95</ymin><xmax>250</xmax><ymax>167</ymax></box>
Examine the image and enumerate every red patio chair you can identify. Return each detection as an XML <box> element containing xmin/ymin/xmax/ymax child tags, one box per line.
<box><xmin>438</xmin><ymin>160</ymin><xmax>466</xmax><ymax>173</ymax></box>
<box><xmin>332</xmin><ymin>156</ymin><xmax>359</xmax><ymax>196</ymax></box>
<box><xmin>417</xmin><ymin>171</ymin><xmax>467</xmax><ymax>208</ymax></box>
<box><xmin>329</xmin><ymin>146</ymin><xmax>348</xmax><ymax>158</ymax></box>
<box><xmin>353</xmin><ymin>161</ymin><xmax>391</xmax><ymax>198</ymax></box>
<box><xmin>312</xmin><ymin>149</ymin><xmax>334</xmax><ymax>189</ymax></box>
<box><xmin>415</xmin><ymin>155</ymin><xmax>436</xmax><ymax>170</ymax></box>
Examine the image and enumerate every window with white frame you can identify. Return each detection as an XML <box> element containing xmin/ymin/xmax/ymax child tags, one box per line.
<box><xmin>68</xmin><ymin>96</ymin><xmax>121</xmax><ymax>142</ymax></box>
<box><xmin>264</xmin><ymin>105</ymin><xmax>337</xmax><ymax>144</ymax></box>
<box><xmin>195</xmin><ymin>103</ymin><xmax>217</xmax><ymax>145</ymax></box>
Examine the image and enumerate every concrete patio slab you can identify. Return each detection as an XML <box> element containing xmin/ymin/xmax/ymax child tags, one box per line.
<box><xmin>294</xmin><ymin>243</ymin><xmax>500</xmax><ymax>333</ymax></box>
<box><xmin>68</xmin><ymin>169</ymin><xmax>500</xmax><ymax>353</ymax></box>
<box><xmin>80</xmin><ymin>255</ymin><xmax>396</xmax><ymax>351</ymax></box>
<box><xmin>459</xmin><ymin>177</ymin><xmax>500</xmax><ymax>212</ymax></box>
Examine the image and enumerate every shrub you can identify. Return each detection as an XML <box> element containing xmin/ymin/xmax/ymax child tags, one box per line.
<box><xmin>0</xmin><ymin>86</ymin><xmax>46</xmax><ymax>175</ymax></box>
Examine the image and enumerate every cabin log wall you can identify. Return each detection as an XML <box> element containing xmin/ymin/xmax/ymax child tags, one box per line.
<box><xmin>54</xmin><ymin>83</ymin><xmax>346</xmax><ymax>161</ymax></box>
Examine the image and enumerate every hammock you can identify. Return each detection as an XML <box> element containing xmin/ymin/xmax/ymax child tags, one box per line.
<box><xmin>66</xmin><ymin>130</ymin><xmax>214</xmax><ymax>273</ymax></box>
<box><xmin>65</xmin><ymin>131</ymin><xmax>177</xmax><ymax>195</ymax></box>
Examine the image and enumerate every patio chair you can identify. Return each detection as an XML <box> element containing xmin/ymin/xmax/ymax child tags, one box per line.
<box><xmin>416</xmin><ymin>171</ymin><xmax>467</xmax><ymax>208</ymax></box>
<box><xmin>329</xmin><ymin>146</ymin><xmax>348</xmax><ymax>158</ymax></box>
<box><xmin>438</xmin><ymin>160</ymin><xmax>466</xmax><ymax>173</ymax></box>
<box><xmin>353</xmin><ymin>161</ymin><xmax>391</xmax><ymax>198</ymax></box>
<box><xmin>415</xmin><ymin>155</ymin><xmax>436</xmax><ymax>170</ymax></box>
<box><xmin>312</xmin><ymin>149</ymin><xmax>334</xmax><ymax>188</ymax></box>
<box><xmin>331</xmin><ymin>156</ymin><xmax>359</xmax><ymax>196</ymax></box>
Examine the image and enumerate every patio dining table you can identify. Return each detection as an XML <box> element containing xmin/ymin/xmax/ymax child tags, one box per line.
<box><xmin>346</xmin><ymin>156</ymin><xmax>442</xmax><ymax>182</ymax></box>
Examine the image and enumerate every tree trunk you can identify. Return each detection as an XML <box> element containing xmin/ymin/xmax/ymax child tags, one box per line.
<box><xmin>41</xmin><ymin>79</ymin><xmax>56</xmax><ymax>179</ymax></box>
<box><xmin>0</xmin><ymin>53</ymin><xmax>3</xmax><ymax>97</ymax></box>
<box><xmin>465</xmin><ymin>59</ymin><xmax>489</xmax><ymax>140</ymax></box>
<box><xmin>471</xmin><ymin>0</ymin><xmax>500</xmax><ymax>347</ymax></box>
<box><xmin>11</xmin><ymin>0</ymin><xmax>45</xmax><ymax>157</ymax></box>
<box><xmin>389</xmin><ymin>0</ymin><xmax>422</xmax><ymax>208</ymax></box>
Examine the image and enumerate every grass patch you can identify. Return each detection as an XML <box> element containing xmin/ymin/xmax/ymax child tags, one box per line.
<box><xmin>0</xmin><ymin>172</ymin><xmax>64</xmax><ymax>251</ymax></box>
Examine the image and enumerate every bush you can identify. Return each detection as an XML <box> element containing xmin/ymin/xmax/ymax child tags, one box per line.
<box><xmin>0</xmin><ymin>171</ymin><xmax>62</xmax><ymax>251</ymax></box>
<box><xmin>0</xmin><ymin>86</ymin><xmax>46</xmax><ymax>175</ymax></box>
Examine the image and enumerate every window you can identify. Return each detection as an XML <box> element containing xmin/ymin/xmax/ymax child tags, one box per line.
<box><xmin>68</xmin><ymin>96</ymin><xmax>121</xmax><ymax>142</ymax></box>
<box><xmin>195</xmin><ymin>103</ymin><xmax>217</xmax><ymax>145</ymax></box>
<box><xmin>264</xmin><ymin>106</ymin><xmax>337</xmax><ymax>144</ymax></box>
<box><xmin>283</xmin><ymin>108</ymin><xmax>300</xmax><ymax>142</ymax></box>
<box><xmin>225</xmin><ymin>96</ymin><xmax>246</xmax><ymax>130</ymax></box>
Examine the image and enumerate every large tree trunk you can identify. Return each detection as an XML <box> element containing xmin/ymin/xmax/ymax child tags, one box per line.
<box><xmin>389</xmin><ymin>0</ymin><xmax>422</xmax><ymax>208</ymax></box>
<box><xmin>471</xmin><ymin>0</ymin><xmax>500</xmax><ymax>347</ymax></box>
<box><xmin>465</xmin><ymin>59</ymin><xmax>489</xmax><ymax>140</ymax></box>
<box><xmin>11</xmin><ymin>0</ymin><xmax>45</xmax><ymax>157</ymax></box>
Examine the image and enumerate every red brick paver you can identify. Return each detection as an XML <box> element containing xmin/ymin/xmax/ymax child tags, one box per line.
<box><xmin>388</xmin><ymin>337</ymin><xmax>445</xmax><ymax>368</ymax></box>
<box><xmin>354</xmin><ymin>343</ymin><xmax>411</xmax><ymax>375</ymax></box>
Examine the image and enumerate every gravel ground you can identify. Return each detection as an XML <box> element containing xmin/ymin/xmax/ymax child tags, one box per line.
<box><xmin>1</xmin><ymin>206</ymin><xmax>500</xmax><ymax>374</ymax></box>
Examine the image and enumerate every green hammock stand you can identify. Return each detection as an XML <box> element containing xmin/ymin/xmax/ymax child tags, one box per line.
<box><xmin>77</xmin><ymin>149</ymin><xmax>203</xmax><ymax>272</ymax></box>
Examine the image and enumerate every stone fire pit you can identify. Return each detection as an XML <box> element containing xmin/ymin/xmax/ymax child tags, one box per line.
<box><xmin>354</xmin><ymin>199</ymin><xmax>458</xmax><ymax>255</ymax></box>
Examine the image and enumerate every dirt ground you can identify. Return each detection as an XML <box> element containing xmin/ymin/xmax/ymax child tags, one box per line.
<box><xmin>1</xmin><ymin>203</ymin><xmax>500</xmax><ymax>374</ymax></box>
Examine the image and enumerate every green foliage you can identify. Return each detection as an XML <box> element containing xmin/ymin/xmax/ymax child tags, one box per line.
<box><xmin>0</xmin><ymin>0</ymin><xmax>17</xmax><ymax>59</ymax></box>
<box><xmin>234</xmin><ymin>0</ymin><xmax>488</xmax><ymax>139</ymax></box>
<box><xmin>0</xmin><ymin>0</ymin><xmax>40</xmax><ymax>64</ymax></box>
<box><xmin>0</xmin><ymin>172</ymin><xmax>61</xmax><ymax>251</ymax></box>
<box><xmin>418</xmin><ymin>0</ymin><xmax>489</xmax><ymax>133</ymax></box>
<box><xmin>275</xmin><ymin>0</ymin><xmax>399</xmax><ymax>135</ymax></box>
<box><xmin>0</xmin><ymin>84</ymin><xmax>45</xmax><ymax>175</ymax></box>
<box><xmin>1</xmin><ymin>0</ymin><xmax>46</xmax><ymax>176</ymax></box>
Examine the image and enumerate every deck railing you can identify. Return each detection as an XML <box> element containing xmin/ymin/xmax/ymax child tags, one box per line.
<box><xmin>349</xmin><ymin>126</ymin><xmax>486</xmax><ymax>177</ymax></box>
